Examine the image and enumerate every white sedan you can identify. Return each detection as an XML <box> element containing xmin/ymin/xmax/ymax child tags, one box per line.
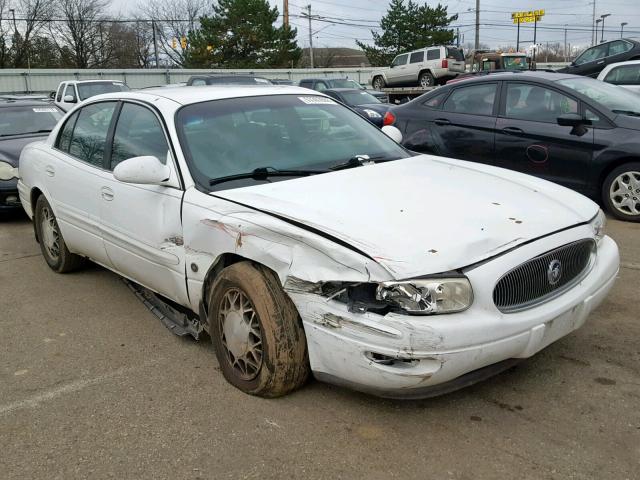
<box><xmin>18</xmin><ymin>86</ymin><xmax>619</xmax><ymax>398</ymax></box>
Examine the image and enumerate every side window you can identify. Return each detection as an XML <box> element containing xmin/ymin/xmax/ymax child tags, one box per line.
<box><xmin>574</xmin><ymin>44</ymin><xmax>608</xmax><ymax>65</ymax></box>
<box><xmin>426</xmin><ymin>49</ymin><xmax>440</xmax><ymax>61</ymax></box>
<box><xmin>604</xmin><ymin>64</ymin><xmax>640</xmax><ymax>85</ymax></box>
<box><xmin>315</xmin><ymin>82</ymin><xmax>328</xmax><ymax>91</ymax></box>
<box><xmin>68</xmin><ymin>102</ymin><xmax>117</xmax><ymax>167</ymax></box>
<box><xmin>56</xmin><ymin>111</ymin><xmax>79</xmax><ymax>152</ymax></box>
<box><xmin>64</xmin><ymin>84</ymin><xmax>77</xmax><ymax>102</ymax></box>
<box><xmin>608</xmin><ymin>40</ymin><xmax>632</xmax><ymax>56</ymax></box>
<box><xmin>504</xmin><ymin>83</ymin><xmax>578</xmax><ymax>123</ymax></box>
<box><xmin>443</xmin><ymin>83</ymin><xmax>497</xmax><ymax>116</ymax></box>
<box><xmin>391</xmin><ymin>54</ymin><xmax>408</xmax><ymax>67</ymax></box>
<box><xmin>191</xmin><ymin>79</ymin><xmax>206</xmax><ymax>86</ymax></box>
<box><xmin>56</xmin><ymin>83</ymin><xmax>65</xmax><ymax>102</ymax></box>
<box><xmin>422</xmin><ymin>91</ymin><xmax>447</xmax><ymax>109</ymax></box>
<box><xmin>410</xmin><ymin>51</ymin><xmax>424</xmax><ymax>63</ymax></box>
<box><xmin>585</xmin><ymin>108</ymin><xmax>601</xmax><ymax>124</ymax></box>
<box><xmin>110</xmin><ymin>103</ymin><xmax>169</xmax><ymax>170</ymax></box>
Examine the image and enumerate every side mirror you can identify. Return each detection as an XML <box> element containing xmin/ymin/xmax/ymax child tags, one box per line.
<box><xmin>557</xmin><ymin>113</ymin><xmax>590</xmax><ymax>127</ymax></box>
<box><xmin>381</xmin><ymin>125</ymin><xmax>403</xmax><ymax>143</ymax></box>
<box><xmin>63</xmin><ymin>95</ymin><xmax>77</xmax><ymax>103</ymax></box>
<box><xmin>113</xmin><ymin>156</ymin><xmax>171</xmax><ymax>185</ymax></box>
<box><xmin>49</xmin><ymin>91</ymin><xmax>55</xmax><ymax>100</ymax></box>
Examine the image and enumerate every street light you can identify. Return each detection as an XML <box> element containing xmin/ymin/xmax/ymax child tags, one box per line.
<box><xmin>621</xmin><ymin>22</ymin><xmax>628</xmax><ymax>38</ymax></box>
<box><xmin>600</xmin><ymin>13</ymin><xmax>611</xmax><ymax>43</ymax></box>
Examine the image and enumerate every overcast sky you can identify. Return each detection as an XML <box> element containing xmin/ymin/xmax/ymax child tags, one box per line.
<box><xmin>116</xmin><ymin>0</ymin><xmax>640</xmax><ymax>52</ymax></box>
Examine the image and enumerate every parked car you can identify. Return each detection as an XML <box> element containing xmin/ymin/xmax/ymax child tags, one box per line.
<box><xmin>299</xmin><ymin>77</ymin><xmax>387</xmax><ymax>101</ymax></box>
<box><xmin>186</xmin><ymin>75</ymin><xmax>272</xmax><ymax>86</ymax></box>
<box><xmin>18</xmin><ymin>86</ymin><xmax>618</xmax><ymax>399</ymax></box>
<box><xmin>598</xmin><ymin>60</ymin><xmax>640</xmax><ymax>94</ymax></box>
<box><xmin>370</xmin><ymin>45</ymin><xmax>466</xmax><ymax>89</ymax></box>
<box><xmin>53</xmin><ymin>80</ymin><xmax>130</xmax><ymax>112</ymax></box>
<box><xmin>1</xmin><ymin>99</ymin><xmax>63</xmax><ymax>215</ymax></box>
<box><xmin>322</xmin><ymin>88</ymin><xmax>390</xmax><ymax>127</ymax></box>
<box><xmin>557</xmin><ymin>38</ymin><xmax>640</xmax><ymax>78</ymax></box>
<box><xmin>385</xmin><ymin>71</ymin><xmax>640</xmax><ymax>221</ymax></box>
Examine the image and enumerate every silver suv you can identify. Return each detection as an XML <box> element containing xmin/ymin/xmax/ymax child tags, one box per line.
<box><xmin>371</xmin><ymin>46</ymin><xmax>466</xmax><ymax>89</ymax></box>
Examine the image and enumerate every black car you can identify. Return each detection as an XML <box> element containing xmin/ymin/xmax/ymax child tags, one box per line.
<box><xmin>186</xmin><ymin>75</ymin><xmax>273</xmax><ymax>86</ymax></box>
<box><xmin>386</xmin><ymin>71</ymin><xmax>640</xmax><ymax>221</ymax></box>
<box><xmin>322</xmin><ymin>88</ymin><xmax>390</xmax><ymax>127</ymax></box>
<box><xmin>0</xmin><ymin>100</ymin><xmax>63</xmax><ymax>215</ymax></box>
<box><xmin>299</xmin><ymin>77</ymin><xmax>388</xmax><ymax>102</ymax></box>
<box><xmin>557</xmin><ymin>38</ymin><xmax>640</xmax><ymax>78</ymax></box>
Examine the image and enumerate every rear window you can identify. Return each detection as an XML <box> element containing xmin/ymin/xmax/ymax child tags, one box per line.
<box><xmin>604</xmin><ymin>64</ymin><xmax>640</xmax><ymax>85</ymax></box>
<box><xmin>0</xmin><ymin>106</ymin><xmax>63</xmax><ymax>137</ymax></box>
<box><xmin>446</xmin><ymin>47</ymin><xmax>465</xmax><ymax>61</ymax></box>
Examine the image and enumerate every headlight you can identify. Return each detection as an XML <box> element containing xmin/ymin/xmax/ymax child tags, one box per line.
<box><xmin>376</xmin><ymin>277</ymin><xmax>473</xmax><ymax>315</ymax></box>
<box><xmin>0</xmin><ymin>161</ymin><xmax>18</xmax><ymax>181</ymax></box>
<box><xmin>590</xmin><ymin>209</ymin><xmax>606</xmax><ymax>244</ymax></box>
<box><xmin>363</xmin><ymin>109</ymin><xmax>382</xmax><ymax>119</ymax></box>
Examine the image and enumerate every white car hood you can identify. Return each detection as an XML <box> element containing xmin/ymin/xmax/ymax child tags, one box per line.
<box><xmin>214</xmin><ymin>155</ymin><xmax>598</xmax><ymax>279</ymax></box>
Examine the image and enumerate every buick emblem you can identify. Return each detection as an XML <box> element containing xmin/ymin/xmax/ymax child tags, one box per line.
<box><xmin>547</xmin><ymin>259</ymin><xmax>562</xmax><ymax>286</ymax></box>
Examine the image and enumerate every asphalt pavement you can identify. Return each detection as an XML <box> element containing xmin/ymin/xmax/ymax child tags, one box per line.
<box><xmin>1</xmin><ymin>211</ymin><xmax>639</xmax><ymax>479</ymax></box>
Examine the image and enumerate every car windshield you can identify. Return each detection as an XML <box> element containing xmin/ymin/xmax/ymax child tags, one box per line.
<box><xmin>339</xmin><ymin>91</ymin><xmax>381</xmax><ymax>106</ymax></box>
<box><xmin>503</xmin><ymin>56</ymin><xmax>528</xmax><ymax>70</ymax></box>
<box><xmin>176</xmin><ymin>94</ymin><xmax>408</xmax><ymax>189</ymax></box>
<box><xmin>0</xmin><ymin>105</ymin><xmax>63</xmax><ymax>136</ymax></box>
<box><xmin>77</xmin><ymin>82</ymin><xmax>129</xmax><ymax>101</ymax></box>
<box><xmin>557</xmin><ymin>77</ymin><xmax>640</xmax><ymax>114</ymax></box>
<box><xmin>328</xmin><ymin>79</ymin><xmax>361</xmax><ymax>88</ymax></box>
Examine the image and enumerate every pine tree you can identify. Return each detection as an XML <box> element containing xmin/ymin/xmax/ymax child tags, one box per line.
<box><xmin>357</xmin><ymin>0</ymin><xmax>458</xmax><ymax>66</ymax></box>
<box><xmin>185</xmin><ymin>0</ymin><xmax>301</xmax><ymax>68</ymax></box>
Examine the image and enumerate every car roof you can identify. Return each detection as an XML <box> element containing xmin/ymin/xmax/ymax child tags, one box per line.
<box><xmin>66</xmin><ymin>79</ymin><xmax>126</xmax><ymax>84</ymax></box>
<box><xmin>92</xmin><ymin>85</ymin><xmax>325</xmax><ymax>106</ymax></box>
<box><xmin>451</xmin><ymin>71</ymin><xmax>578</xmax><ymax>84</ymax></box>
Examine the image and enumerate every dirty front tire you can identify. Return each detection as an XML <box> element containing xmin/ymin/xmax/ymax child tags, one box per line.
<box><xmin>602</xmin><ymin>162</ymin><xmax>640</xmax><ymax>222</ymax></box>
<box><xmin>372</xmin><ymin>76</ymin><xmax>385</xmax><ymax>90</ymax></box>
<box><xmin>208</xmin><ymin>262</ymin><xmax>310</xmax><ymax>397</ymax></box>
<box><xmin>34</xmin><ymin>195</ymin><xmax>85</xmax><ymax>272</ymax></box>
<box><xmin>419</xmin><ymin>71</ymin><xmax>435</xmax><ymax>87</ymax></box>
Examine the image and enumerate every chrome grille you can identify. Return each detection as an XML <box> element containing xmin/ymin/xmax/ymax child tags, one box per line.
<box><xmin>493</xmin><ymin>239</ymin><xmax>596</xmax><ymax>313</ymax></box>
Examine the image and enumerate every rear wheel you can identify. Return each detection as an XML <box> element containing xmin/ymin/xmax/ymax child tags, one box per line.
<box><xmin>419</xmin><ymin>71</ymin><xmax>435</xmax><ymax>88</ymax></box>
<box><xmin>34</xmin><ymin>195</ymin><xmax>85</xmax><ymax>272</ymax></box>
<box><xmin>602</xmin><ymin>162</ymin><xmax>640</xmax><ymax>222</ymax></box>
<box><xmin>372</xmin><ymin>76</ymin><xmax>385</xmax><ymax>90</ymax></box>
<box><xmin>208</xmin><ymin>262</ymin><xmax>310</xmax><ymax>397</ymax></box>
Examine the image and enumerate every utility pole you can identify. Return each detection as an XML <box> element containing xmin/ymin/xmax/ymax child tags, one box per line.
<box><xmin>516</xmin><ymin>20</ymin><xmax>520</xmax><ymax>52</ymax></box>
<box><xmin>283</xmin><ymin>0</ymin><xmax>289</xmax><ymax>27</ymax></box>
<box><xmin>456</xmin><ymin>27</ymin><xmax>460</xmax><ymax>48</ymax></box>
<box><xmin>601</xmin><ymin>13</ymin><xmax>610</xmax><ymax>43</ymax></box>
<box><xmin>306</xmin><ymin>4</ymin><xmax>314</xmax><ymax>68</ymax></box>
<box><xmin>474</xmin><ymin>0</ymin><xmax>480</xmax><ymax>50</ymax></box>
<box><xmin>621</xmin><ymin>22</ymin><xmax>628</xmax><ymax>38</ymax></box>
<box><xmin>151</xmin><ymin>20</ymin><xmax>160</xmax><ymax>69</ymax></box>
<box><xmin>591</xmin><ymin>0</ymin><xmax>597</xmax><ymax>46</ymax></box>
<box><xmin>564</xmin><ymin>26</ymin><xmax>567</xmax><ymax>62</ymax></box>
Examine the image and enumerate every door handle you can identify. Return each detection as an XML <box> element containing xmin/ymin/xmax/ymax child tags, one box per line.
<box><xmin>502</xmin><ymin>126</ymin><xmax>524</xmax><ymax>135</ymax></box>
<box><xmin>101</xmin><ymin>186</ymin><xmax>114</xmax><ymax>201</ymax></box>
<box><xmin>434</xmin><ymin>118</ymin><xmax>451</xmax><ymax>126</ymax></box>
<box><xmin>45</xmin><ymin>165</ymin><xmax>55</xmax><ymax>177</ymax></box>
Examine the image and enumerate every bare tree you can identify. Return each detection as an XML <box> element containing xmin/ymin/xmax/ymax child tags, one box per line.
<box><xmin>52</xmin><ymin>0</ymin><xmax>109</xmax><ymax>68</ymax></box>
<box><xmin>0</xmin><ymin>0</ymin><xmax>10</xmax><ymax>67</ymax></box>
<box><xmin>137</xmin><ymin>0</ymin><xmax>210</xmax><ymax>66</ymax></box>
<box><xmin>10</xmin><ymin>0</ymin><xmax>55</xmax><ymax>67</ymax></box>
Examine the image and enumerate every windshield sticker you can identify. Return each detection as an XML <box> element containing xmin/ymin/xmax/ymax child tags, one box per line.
<box><xmin>32</xmin><ymin>107</ymin><xmax>58</xmax><ymax>113</ymax></box>
<box><xmin>298</xmin><ymin>96</ymin><xmax>337</xmax><ymax>105</ymax></box>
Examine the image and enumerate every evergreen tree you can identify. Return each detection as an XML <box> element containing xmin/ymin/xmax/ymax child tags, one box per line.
<box><xmin>185</xmin><ymin>0</ymin><xmax>301</xmax><ymax>68</ymax></box>
<box><xmin>357</xmin><ymin>0</ymin><xmax>458</xmax><ymax>66</ymax></box>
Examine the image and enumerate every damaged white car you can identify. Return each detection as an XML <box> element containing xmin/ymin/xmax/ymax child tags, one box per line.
<box><xmin>18</xmin><ymin>86</ymin><xmax>620</xmax><ymax>399</ymax></box>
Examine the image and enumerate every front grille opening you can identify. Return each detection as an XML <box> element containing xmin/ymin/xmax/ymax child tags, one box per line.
<box><xmin>493</xmin><ymin>239</ymin><xmax>595</xmax><ymax>313</ymax></box>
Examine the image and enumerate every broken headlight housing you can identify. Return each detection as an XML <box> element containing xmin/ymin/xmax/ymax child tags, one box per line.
<box><xmin>375</xmin><ymin>277</ymin><xmax>473</xmax><ymax>315</ymax></box>
<box><xmin>589</xmin><ymin>209</ymin><xmax>606</xmax><ymax>245</ymax></box>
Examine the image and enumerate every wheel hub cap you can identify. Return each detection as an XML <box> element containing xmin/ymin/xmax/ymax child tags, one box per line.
<box><xmin>610</xmin><ymin>171</ymin><xmax>640</xmax><ymax>216</ymax></box>
<box><xmin>218</xmin><ymin>288</ymin><xmax>263</xmax><ymax>380</ymax></box>
<box><xmin>41</xmin><ymin>207</ymin><xmax>60</xmax><ymax>259</ymax></box>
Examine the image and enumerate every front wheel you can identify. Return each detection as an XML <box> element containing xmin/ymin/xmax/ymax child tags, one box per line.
<box><xmin>602</xmin><ymin>163</ymin><xmax>640</xmax><ymax>222</ymax></box>
<box><xmin>419</xmin><ymin>71</ymin><xmax>435</xmax><ymax>88</ymax></box>
<box><xmin>372</xmin><ymin>76</ymin><xmax>385</xmax><ymax>90</ymax></box>
<box><xmin>208</xmin><ymin>262</ymin><xmax>310</xmax><ymax>397</ymax></box>
<box><xmin>34</xmin><ymin>195</ymin><xmax>85</xmax><ymax>272</ymax></box>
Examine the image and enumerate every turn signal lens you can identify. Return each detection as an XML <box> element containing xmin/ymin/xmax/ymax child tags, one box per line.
<box><xmin>383</xmin><ymin>111</ymin><xmax>396</xmax><ymax>126</ymax></box>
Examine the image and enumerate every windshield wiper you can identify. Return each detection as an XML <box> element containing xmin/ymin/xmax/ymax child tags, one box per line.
<box><xmin>329</xmin><ymin>154</ymin><xmax>397</xmax><ymax>171</ymax></box>
<box><xmin>209</xmin><ymin>167</ymin><xmax>327</xmax><ymax>186</ymax></box>
<box><xmin>611</xmin><ymin>109</ymin><xmax>640</xmax><ymax>117</ymax></box>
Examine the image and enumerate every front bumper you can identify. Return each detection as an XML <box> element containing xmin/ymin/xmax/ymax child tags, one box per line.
<box><xmin>288</xmin><ymin>226</ymin><xmax>619</xmax><ymax>399</ymax></box>
<box><xmin>0</xmin><ymin>179</ymin><xmax>21</xmax><ymax>211</ymax></box>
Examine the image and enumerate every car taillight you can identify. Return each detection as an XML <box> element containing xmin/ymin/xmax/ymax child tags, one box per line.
<box><xmin>442</xmin><ymin>59</ymin><xmax>448</xmax><ymax>69</ymax></box>
<box><xmin>383</xmin><ymin>111</ymin><xmax>396</xmax><ymax>126</ymax></box>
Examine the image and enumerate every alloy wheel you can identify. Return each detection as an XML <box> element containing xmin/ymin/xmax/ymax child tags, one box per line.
<box><xmin>40</xmin><ymin>206</ymin><xmax>60</xmax><ymax>260</ymax></box>
<box><xmin>218</xmin><ymin>288</ymin><xmax>263</xmax><ymax>381</ymax></box>
<box><xmin>609</xmin><ymin>170</ymin><xmax>640</xmax><ymax>216</ymax></box>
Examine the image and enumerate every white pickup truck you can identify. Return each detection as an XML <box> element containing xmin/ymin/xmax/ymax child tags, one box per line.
<box><xmin>51</xmin><ymin>80</ymin><xmax>130</xmax><ymax>111</ymax></box>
